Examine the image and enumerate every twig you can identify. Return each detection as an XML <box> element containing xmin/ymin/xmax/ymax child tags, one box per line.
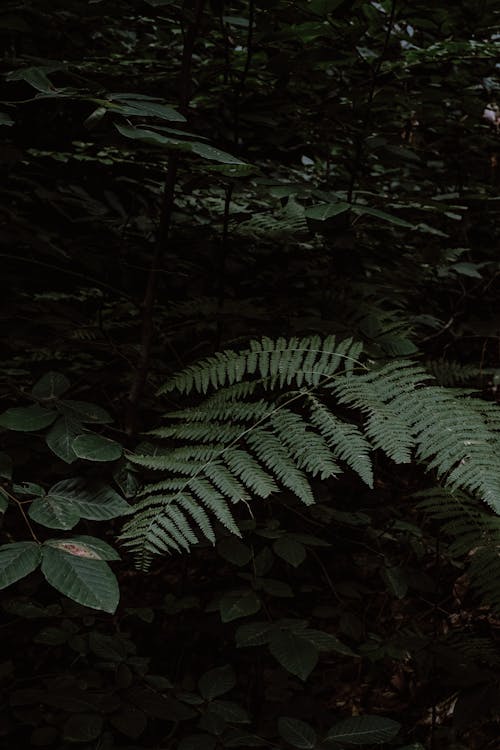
<box><xmin>125</xmin><ymin>0</ymin><xmax>206</xmax><ymax>437</ymax></box>
<box><xmin>347</xmin><ymin>0</ymin><xmax>398</xmax><ymax>203</ymax></box>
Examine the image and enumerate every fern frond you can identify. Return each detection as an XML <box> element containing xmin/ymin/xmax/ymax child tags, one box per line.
<box><xmin>306</xmin><ymin>394</ymin><xmax>373</xmax><ymax>486</ymax></box>
<box><xmin>160</xmin><ymin>335</ymin><xmax>364</xmax><ymax>395</ymax></box>
<box><xmin>270</xmin><ymin>408</ymin><xmax>341</xmax><ymax>479</ymax></box>
<box><xmin>417</xmin><ymin>487</ymin><xmax>500</xmax><ymax>612</ymax></box>
<box><xmin>121</xmin><ymin>335</ymin><xmax>500</xmax><ymax>569</ymax></box>
<box><xmin>426</xmin><ymin>359</ymin><xmax>486</xmax><ymax>386</ymax></box>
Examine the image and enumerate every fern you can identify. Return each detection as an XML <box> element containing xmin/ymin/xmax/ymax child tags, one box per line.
<box><xmin>417</xmin><ymin>487</ymin><xmax>500</xmax><ymax>613</ymax></box>
<box><xmin>121</xmin><ymin>335</ymin><xmax>500</xmax><ymax>569</ymax></box>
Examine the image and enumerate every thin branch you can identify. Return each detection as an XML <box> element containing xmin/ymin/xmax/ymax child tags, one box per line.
<box><xmin>347</xmin><ymin>0</ymin><xmax>398</xmax><ymax>203</ymax></box>
<box><xmin>126</xmin><ymin>0</ymin><xmax>206</xmax><ymax>437</ymax></box>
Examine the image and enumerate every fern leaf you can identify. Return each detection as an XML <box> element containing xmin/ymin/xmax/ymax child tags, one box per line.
<box><xmin>306</xmin><ymin>394</ymin><xmax>373</xmax><ymax>486</ymax></box>
<box><xmin>245</xmin><ymin>429</ymin><xmax>315</xmax><ymax>505</ymax></box>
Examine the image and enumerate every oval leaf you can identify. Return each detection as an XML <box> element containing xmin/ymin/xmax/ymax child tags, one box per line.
<box><xmin>325</xmin><ymin>715</ymin><xmax>401</xmax><ymax>745</ymax></box>
<box><xmin>29</xmin><ymin>494</ymin><xmax>80</xmax><ymax>530</ymax></box>
<box><xmin>45</xmin><ymin>416</ymin><xmax>83</xmax><ymax>463</ymax></box>
<box><xmin>43</xmin><ymin>479</ymin><xmax>130</xmax><ymax>522</ymax></box>
<box><xmin>273</xmin><ymin>537</ymin><xmax>306</xmax><ymax>567</ymax></box>
<box><xmin>72</xmin><ymin>434</ymin><xmax>122</xmax><ymax>462</ymax></box>
<box><xmin>45</xmin><ymin>535</ymin><xmax>121</xmax><ymax>561</ymax></box>
<box><xmin>63</xmin><ymin>713</ymin><xmax>103</xmax><ymax>742</ymax></box>
<box><xmin>269</xmin><ymin>630</ymin><xmax>318</xmax><ymax>681</ymax></box>
<box><xmin>219</xmin><ymin>590</ymin><xmax>261</xmax><ymax>623</ymax></box>
<box><xmin>0</xmin><ymin>542</ymin><xmax>41</xmax><ymax>589</ymax></box>
<box><xmin>199</xmin><ymin>665</ymin><xmax>236</xmax><ymax>700</ymax></box>
<box><xmin>41</xmin><ymin>546</ymin><xmax>119</xmax><ymax>613</ymax></box>
<box><xmin>278</xmin><ymin>717</ymin><xmax>317</xmax><ymax>749</ymax></box>
<box><xmin>31</xmin><ymin>371</ymin><xmax>70</xmax><ymax>399</ymax></box>
<box><xmin>0</xmin><ymin>405</ymin><xmax>57</xmax><ymax>432</ymax></box>
<box><xmin>58</xmin><ymin>400</ymin><xmax>113</xmax><ymax>424</ymax></box>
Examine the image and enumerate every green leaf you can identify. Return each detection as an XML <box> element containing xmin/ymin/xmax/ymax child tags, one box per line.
<box><xmin>0</xmin><ymin>542</ymin><xmax>42</xmax><ymax>589</ymax></box>
<box><xmin>29</xmin><ymin>493</ymin><xmax>80</xmax><ymax>530</ymax></box>
<box><xmin>278</xmin><ymin>717</ymin><xmax>317</xmax><ymax>749</ymax></box>
<box><xmin>115</xmin><ymin>123</ymin><xmax>248</xmax><ymax>165</ymax></box>
<box><xmin>351</xmin><ymin>205</ymin><xmax>414</xmax><ymax>228</ymax></box>
<box><xmin>325</xmin><ymin>715</ymin><xmax>401</xmax><ymax>745</ymax></box>
<box><xmin>108</xmin><ymin>96</ymin><xmax>186</xmax><ymax>122</ymax></box>
<box><xmin>41</xmin><ymin>479</ymin><xmax>130</xmax><ymax>522</ymax></box>
<box><xmin>219</xmin><ymin>590</ymin><xmax>261</xmax><ymax>622</ymax></box>
<box><xmin>58</xmin><ymin>400</ymin><xmax>113</xmax><ymax>423</ymax></box>
<box><xmin>217</xmin><ymin>536</ymin><xmax>253</xmax><ymax>566</ymax></box>
<box><xmin>109</xmin><ymin>704</ymin><xmax>147</xmax><ymax>739</ymax></box>
<box><xmin>224</xmin><ymin>729</ymin><xmax>268</xmax><ymax>746</ymax></box>
<box><xmin>209</xmin><ymin>700</ymin><xmax>250</xmax><ymax>723</ymax></box>
<box><xmin>260</xmin><ymin>577</ymin><xmax>294</xmax><ymax>597</ymax></box>
<box><xmin>450</xmin><ymin>262</ymin><xmax>482</xmax><ymax>278</ymax></box>
<box><xmin>45</xmin><ymin>416</ymin><xmax>83</xmax><ymax>463</ymax></box>
<box><xmin>305</xmin><ymin>202</ymin><xmax>350</xmax><ymax>220</ymax></box>
<box><xmin>382</xmin><ymin>565</ymin><xmax>408</xmax><ymax>599</ymax></box>
<box><xmin>0</xmin><ymin>405</ymin><xmax>57</xmax><ymax>432</ymax></box>
<box><xmin>89</xmin><ymin>631</ymin><xmax>128</xmax><ymax>661</ymax></box>
<box><xmin>34</xmin><ymin>626</ymin><xmax>69</xmax><ymax>645</ymax></box>
<box><xmin>301</xmin><ymin>629</ymin><xmax>356</xmax><ymax>656</ymax></box>
<box><xmin>45</xmin><ymin>535</ymin><xmax>121</xmax><ymax>561</ymax></box>
<box><xmin>41</xmin><ymin>546</ymin><xmax>119</xmax><ymax>613</ymax></box>
<box><xmin>273</xmin><ymin>537</ymin><xmax>306</xmax><ymax>567</ymax></box>
<box><xmin>198</xmin><ymin>664</ymin><xmax>236</xmax><ymax>700</ymax></box>
<box><xmin>6</xmin><ymin>66</ymin><xmax>59</xmax><ymax>93</ymax></box>
<box><xmin>178</xmin><ymin>735</ymin><xmax>217</xmax><ymax>750</ymax></box>
<box><xmin>0</xmin><ymin>452</ymin><xmax>13</xmax><ymax>480</ymax></box>
<box><xmin>235</xmin><ymin>621</ymin><xmax>275</xmax><ymax>647</ymax></box>
<box><xmin>63</xmin><ymin>713</ymin><xmax>103</xmax><ymax>742</ymax></box>
<box><xmin>72</xmin><ymin>434</ymin><xmax>122</xmax><ymax>462</ymax></box>
<box><xmin>0</xmin><ymin>112</ymin><xmax>14</xmax><ymax>126</ymax></box>
<box><xmin>269</xmin><ymin>630</ymin><xmax>318</xmax><ymax>680</ymax></box>
<box><xmin>190</xmin><ymin>141</ymin><xmax>246</xmax><ymax>165</ymax></box>
<box><xmin>31</xmin><ymin>371</ymin><xmax>70</xmax><ymax>399</ymax></box>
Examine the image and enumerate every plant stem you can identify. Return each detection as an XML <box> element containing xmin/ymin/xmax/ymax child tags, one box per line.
<box><xmin>126</xmin><ymin>0</ymin><xmax>206</xmax><ymax>437</ymax></box>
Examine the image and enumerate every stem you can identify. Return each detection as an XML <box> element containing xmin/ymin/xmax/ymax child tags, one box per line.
<box><xmin>125</xmin><ymin>0</ymin><xmax>206</xmax><ymax>437</ymax></box>
<box><xmin>233</xmin><ymin>0</ymin><xmax>255</xmax><ymax>147</ymax></box>
<box><xmin>347</xmin><ymin>0</ymin><xmax>397</xmax><ymax>203</ymax></box>
<box><xmin>1</xmin><ymin>487</ymin><xmax>40</xmax><ymax>543</ymax></box>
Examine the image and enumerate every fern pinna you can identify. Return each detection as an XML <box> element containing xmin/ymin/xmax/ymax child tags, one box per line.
<box><xmin>120</xmin><ymin>335</ymin><xmax>500</xmax><ymax>570</ymax></box>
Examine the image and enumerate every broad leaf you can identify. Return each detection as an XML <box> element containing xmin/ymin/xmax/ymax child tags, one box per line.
<box><xmin>278</xmin><ymin>717</ymin><xmax>317</xmax><ymax>749</ymax></box>
<box><xmin>0</xmin><ymin>542</ymin><xmax>42</xmax><ymax>588</ymax></box>
<box><xmin>269</xmin><ymin>630</ymin><xmax>318</xmax><ymax>680</ymax></box>
<box><xmin>273</xmin><ymin>537</ymin><xmax>306</xmax><ymax>567</ymax></box>
<box><xmin>63</xmin><ymin>713</ymin><xmax>103</xmax><ymax>742</ymax></box>
<box><xmin>72</xmin><ymin>434</ymin><xmax>122</xmax><ymax>462</ymax></box>
<box><xmin>45</xmin><ymin>535</ymin><xmax>121</xmax><ymax>561</ymax></box>
<box><xmin>305</xmin><ymin>202</ymin><xmax>350</xmax><ymax>220</ymax></box>
<box><xmin>0</xmin><ymin>452</ymin><xmax>13</xmax><ymax>480</ymax></box>
<box><xmin>0</xmin><ymin>405</ymin><xmax>57</xmax><ymax>432</ymax></box>
<box><xmin>0</xmin><ymin>112</ymin><xmax>14</xmax><ymax>126</ymax></box>
<box><xmin>42</xmin><ymin>479</ymin><xmax>130</xmax><ymax>521</ymax></box>
<box><xmin>108</xmin><ymin>97</ymin><xmax>185</xmax><ymax>122</ymax></box>
<box><xmin>325</xmin><ymin>715</ymin><xmax>401</xmax><ymax>745</ymax></box>
<box><xmin>58</xmin><ymin>400</ymin><xmax>113</xmax><ymax>423</ymax></box>
<box><xmin>217</xmin><ymin>536</ymin><xmax>253</xmax><ymax>566</ymax></box>
<box><xmin>29</xmin><ymin>493</ymin><xmax>80</xmax><ymax>530</ymax></box>
<box><xmin>219</xmin><ymin>590</ymin><xmax>261</xmax><ymax>622</ymax></box>
<box><xmin>45</xmin><ymin>416</ymin><xmax>83</xmax><ymax>463</ymax></box>
<box><xmin>31</xmin><ymin>371</ymin><xmax>70</xmax><ymax>399</ymax></box>
<box><xmin>198</xmin><ymin>664</ymin><xmax>236</xmax><ymax>700</ymax></box>
<box><xmin>235</xmin><ymin>621</ymin><xmax>276</xmax><ymax>647</ymax></box>
<box><xmin>351</xmin><ymin>205</ymin><xmax>414</xmax><ymax>228</ymax></box>
<box><xmin>41</xmin><ymin>545</ymin><xmax>119</xmax><ymax>613</ymax></box>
